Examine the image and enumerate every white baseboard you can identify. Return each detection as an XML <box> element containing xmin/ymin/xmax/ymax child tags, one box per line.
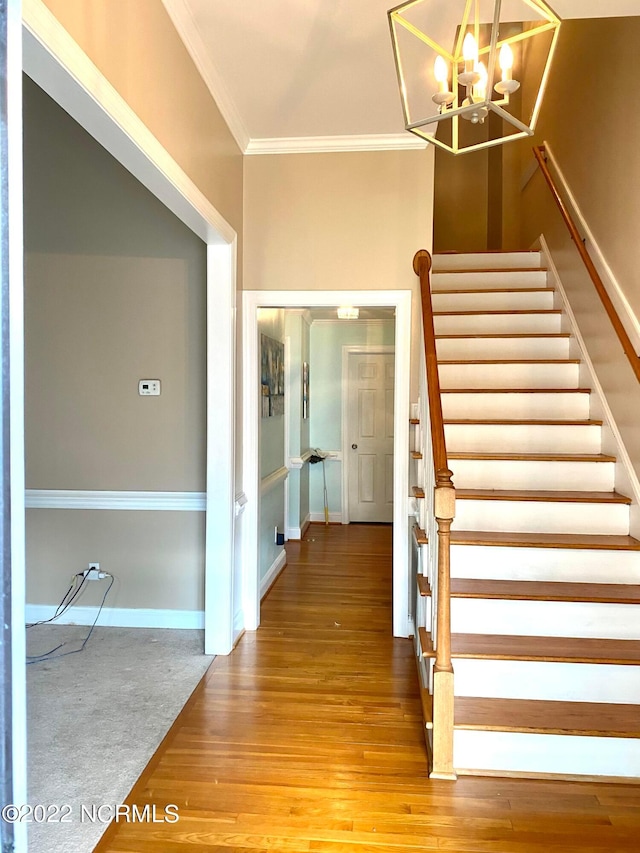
<box><xmin>309</xmin><ymin>512</ymin><xmax>343</xmax><ymax>524</ymax></box>
<box><xmin>25</xmin><ymin>604</ymin><xmax>205</xmax><ymax>629</ymax></box>
<box><xmin>541</xmin><ymin>236</ymin><xmax>640</xmax><ymax>523</ymax></box>
<box><xmin>286</xmin><ymin>513</ymin><xmax>311</xmax><ymax>541</ymax></box>
<box><xmin>260</xmin><ymin>549</ymin><xmax>287</xmax><ymax>599</ymax></box>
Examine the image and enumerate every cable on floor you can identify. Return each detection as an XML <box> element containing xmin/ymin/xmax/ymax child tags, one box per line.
<box><xmin>27</xmin><ymin>573</ymin><xmax>115</xmax><ymax>665</ymax></box>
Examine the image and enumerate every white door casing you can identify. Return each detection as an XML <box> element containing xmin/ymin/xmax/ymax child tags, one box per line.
<box><xmin>343</xmin><ymin>349</ymin><xmax>394</xmax><ymax>523</ymax></box>
<box><xmin>243</xmin><ymin>291</ymin><xmax>411</xmax><ymax>639</ymax></box>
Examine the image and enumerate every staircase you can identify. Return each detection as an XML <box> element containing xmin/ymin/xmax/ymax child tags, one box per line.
<box><xmin>413</xmin><ymin>250</ymin><xmax>640</xmax><ymax>780</ymax></box>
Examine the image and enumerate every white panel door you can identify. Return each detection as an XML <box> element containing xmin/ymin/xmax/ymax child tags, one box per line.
<box><xmin>347</xmin><ymin>353</ymin><xmax>394</xmax><ymax>522</ymax></box>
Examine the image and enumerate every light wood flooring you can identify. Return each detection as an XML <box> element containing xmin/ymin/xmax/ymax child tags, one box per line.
<box><xmin>95</xmin><ymin>523</ymin><xmax>640</xmax><ymax>852</ymax></box>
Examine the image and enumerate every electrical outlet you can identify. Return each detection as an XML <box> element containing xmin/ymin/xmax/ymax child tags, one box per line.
<box><xmin>83</xmin><ymin>562</ymin><xmax>105</xmax><ymax>580</ymax></box>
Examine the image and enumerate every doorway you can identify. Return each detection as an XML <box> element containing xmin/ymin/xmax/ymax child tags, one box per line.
<box><xmin>242</xmin><ymin>290</ymin><xmax>412</xmax><ymax>639</ymax></box>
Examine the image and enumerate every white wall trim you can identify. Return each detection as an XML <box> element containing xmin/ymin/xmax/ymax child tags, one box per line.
<box><xmin>341</xmin><ymin>345</ymin><xmax>396</xmax><ymax>526</ymax></box>
<box><xmin>25</xmin><ymin>490</ymin><xmax>207</xmax><ymax>511</ymax></box>
<box><xmin>260</xmin><ymin>466</ymin><xmax>289</xmax><ymax>494</ymax></box>
<box><xmin>9</xmin><ymin>0</ymin><xmax>27</xmax><ymax>840</ymax></box>
<box><xmin>26</xmin><ymin>604</ymin><xmax>205</xmax><ymax>630</ymax></box>
<box><xmin>289</xmin><ymin>449</ymin><xmax>313</xmax><ymax>469</ymax></box>
<box><xmin>541</xmin><ymin>236</ymin><xmax>640</xmax><ymax>518</ymax></box>
<box><xmin>234</xmin><ymin>491</ymin><xmax>248</xmax><ymax>517</ymax></box>
<box><xmin>541</xmin><ymin>141</ymin><xmax>640</xmax><ymax>356</ymax></box>
<box><xmin>243</xmin><ymin>290</ymin><xmax>412</xmax><ymax>638</ymax></box>
<box><xmin>22</xmin><ymin>0</ymin><xmax>239</xmax><ymax>659</ymax></box>
<box><xmin>260</xmin><ymin>550</ymin><xmax>287</xmax><ymax>599</ymax></box>
<box><xmin>309</xmin><ymin>512</ymin><xmax>343</xmax><ymax>524</ymax></box>
<box><xmin>160</xmin><ymin>0</ymin><xmax>250</xmax><ymax>153</ymax></box>
<box><xmin>286</xmin><ymin>513</ymin><xmax>311</xmax><ymax>541</ymax></box>
<box><xmin>22</xmin><ymin>0</ymin><xmax>236</xmax><ymax>247</ymax></box>
<box><xmin>245</xmin><ymin>133</ymin><xmax>429</xmax><ymax>155</ymax></box>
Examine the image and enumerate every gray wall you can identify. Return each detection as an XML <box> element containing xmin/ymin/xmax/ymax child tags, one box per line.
<box><xmin>24</xmin><ymin>77</ymin><xmax>208</xmax><ymax>613</ymax></box>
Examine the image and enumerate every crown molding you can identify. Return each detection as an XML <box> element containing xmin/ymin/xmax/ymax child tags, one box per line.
<box><xmin>245</xmin><ymin>133</ymin><xmax>430</xmax><ymax>156</ymax></box>
<box><xmin>160</xmin><ymin>0</ymin><xmax>250</xmax><ymax>153</ymax></box>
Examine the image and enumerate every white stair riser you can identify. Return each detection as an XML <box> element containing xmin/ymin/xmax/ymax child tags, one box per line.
<box><xmin>450</xmin><ymin>458</ymin><xmax>615</xmax><ymax>491</ymax></box>
<box><xmin>434</xmin><ymin>313</ymin><xmax>561</xmax><ymax>335</ymax></box>
<box><xmin>451</xmin><ymin>599</ymin><xmax>640</xmax><ymax>639</ymax></box>
<box><xmin>453</xmin><ymin>659</ymin><xmax>640</xmax><ymax>704</ymax></box>
<box><xmin>431</xmin><ymin>273</ymin><xmax>547</xmax><ymax>291</ymax></box>
<box><xmin>450</xmin><ymin>544</ymin><xmax>640</xmax><ymax>584</ymax></box>
<box><xmin>436</xmin><ymin>336</ymin><xmax>570</xmax><ymax>360</ymax></box>
<box><xmin>442</xmin><ymin>391</ymin><xmax>590</xmax><ymax>420</ymax></box>
<box><xmin>439</xmin><ymin>362</ymin><xmax>579</xmax><ymax>390</ymax></box>
<box><xmin>445</xmin><ymin>423</ymin><xmax>602</xmax><ymax>454</ymax></box>
<box><xmin>432</xmin><ymin>290</ymin><xmax>554</xmax><ymax>312</ymax></box>
<box><xmin>453</xmin><ymin>500</ymin><xmax>629</xmax><ymax>536</ymax></box>
<box><xmin>454</xmin><ymin>730</ymin><xmax>640</xmax><ymax>778</ymax></box>
<box><xmin>432</xmin><ymin>252</ymin><xmax>542</xmax><ymax>271</ymax></box>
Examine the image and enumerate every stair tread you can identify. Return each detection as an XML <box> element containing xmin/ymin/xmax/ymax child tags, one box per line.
<box><xmin>432</xmin><ymin>287</ymin><xmax>552</xmax><ymax>295</ymax></box>
<box><xmin>445</xmin><ymin>418</ymin><xmax>602</xmax><ymax>426</ymax></box>
<box><xmin>413</xmin><ymin>525</ymin><xmax>428</xmax><ymax>546</ymax></box>
<box><xmin>411</xmin><ymin>451</ymin><xmax>423</xmax><ymax>459</ymax></box>
<box><xmin>434</xmin><ymin>309</ymin><xmax>561</xmax><ymax>316</ymax></box>
<box><xmin>442</xmin><ymin>387</ymin><xmax>591</xmax><ymax>394</ymax></box>
<box><xmin>417</xmin><ymin>574</ymin><xmax>431</xmax><ymax>596</ymax></box>
<box><xmin>409</xmin><ymin>417</ymin><xmax>420</xmax><ymax>425</ymax></box>
<box><xmin>436</xmin><ymin>333</ymin><xmax>571</xmax><ymax>339</ymax></box>
<box><xmin>419</xmin><ymin>627</ymin><xmax>640</xmax><ymax>663</ymax></box>
<box><xmin>412</xmin><ymin>486</ymin><xmax>425</xmax><ymax>499</ymax></box>
<box><xmin>449</xmin><ymin>578</ymin><xmax>640</xmax><ymax>604</ymax></box>
<box><xmin>449</xmin><ymin>452</ymin><xmax>615</xmax><ymax>462</ymax></box>
<box><xmin>454</xmin><ymin>697</ymin><xmax>640</xmax><ymax>738</ymax></box>
<box><xmin>438</xmin><ymin>359</ymin><xmax>579</xmax><ymax>365</ymax></box>
<box><xmin>451</xmin><ymin>530</ymin><xmax>640</xmax><ymax>550</ymax></box>
<box><xmin>456</xmin><ymin>489</ymin><xmax>631</xmax><ymax>504</ymax></box>
<box><xmin>433</xmin><ymin>267</ymin><xmax>546</xmax><ymax>274</ymax></box>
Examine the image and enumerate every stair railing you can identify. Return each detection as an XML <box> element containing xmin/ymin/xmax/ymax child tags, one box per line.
<box><xmin>413</xmin><ymin>250</ymin><xmax>456</xmax><ymax>780</ymax></box>
<box><xmin>532</xmin><ymin>145</ymin><xmax>640</xmax><ymax>384</ymax></box>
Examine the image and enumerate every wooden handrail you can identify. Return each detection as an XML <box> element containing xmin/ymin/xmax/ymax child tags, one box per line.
<box><xmin>532</xmin><ymin>145</ymin><xmax>640</xmax><ymax>384</ymax></box>
<box><xmin>413</xmin><ymin>249</ymin><xmax>456</xmax><ymax>780</ymax></box>
<box><xmin>413</xmin><ymin>250</ymin><xmax>449</xmax><ymax>476</ymax></box>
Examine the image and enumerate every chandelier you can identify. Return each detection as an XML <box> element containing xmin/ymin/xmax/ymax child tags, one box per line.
<box><xmin>388</xmin><ymin>0</ymin><xmax>561</xmax><ymax>154</ymax></box>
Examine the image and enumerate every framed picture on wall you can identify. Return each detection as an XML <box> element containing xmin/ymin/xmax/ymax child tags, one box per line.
<box><xmin>302</xmin><ymin>362</ymin><xmax>309</xmax><ymax>419</ymax></box>
<box><xmin>261</xmin><ymin>333</ymin><xmax>285</xmax><ymax>417</ymax></box>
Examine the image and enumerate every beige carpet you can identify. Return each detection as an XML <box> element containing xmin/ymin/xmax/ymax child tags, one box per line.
<box><xmin>26</xmin><ymin>624</ymin><xmax>213</xmax><ymax>853</ymax></box>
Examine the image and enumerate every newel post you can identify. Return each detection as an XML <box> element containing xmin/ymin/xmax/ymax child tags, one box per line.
<box><xmin>431</xmin><ymin>467</ymin><xmax>456</xmax><ymax>780</ymax></box>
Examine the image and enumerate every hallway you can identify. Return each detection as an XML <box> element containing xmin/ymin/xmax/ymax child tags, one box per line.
<box><xmin>95</xmin><ymin>524</ymin><xmax>640</xmax><ymax>852</ymax></box>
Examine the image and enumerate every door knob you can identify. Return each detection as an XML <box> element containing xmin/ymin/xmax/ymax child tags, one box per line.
<box><xmin>351</xmin><ymin>443</ymin><xmax>358</xmax><ymax>449</ymax></box>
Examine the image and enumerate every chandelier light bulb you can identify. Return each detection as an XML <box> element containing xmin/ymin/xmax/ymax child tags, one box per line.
<box><xmin>434</xmin><ymin>55</ymin><xmax>448</xmax><ymax>89</ymax></box>
<box><xmin>432</xmin><ymin>54</ymin><xmax>454</xmax><ymax>107</ymax></box>
<box><xmin>499</xmin><ymin>43</ymin><xmax>514</xmax><ymax>78</ymax></box>
<box><xmin>494</xmin><ymin>42</ymin><xmax>521</xmax><ymax>95</ymax></box>
<box><xmin>462</xmin><ymin>33</ymin><xmax>478</xmax><ymax>71</ymax></box>
<box><xmin>459</xmin><ymin>32</ymin><xmax>481</xmax><ymax>87</ymax></box>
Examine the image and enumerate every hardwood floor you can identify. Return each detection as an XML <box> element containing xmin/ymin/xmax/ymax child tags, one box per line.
<box><xmin>95</xmin><ymin>523</ymin><xmax>640</xmax><ymax>852</ymax></box>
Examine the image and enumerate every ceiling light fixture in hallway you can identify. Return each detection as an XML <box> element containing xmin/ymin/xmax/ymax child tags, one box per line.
<box><xmin>388</xmin><ymin>0</ymin><xmax>561</xmax><ymax>154</ymax></box>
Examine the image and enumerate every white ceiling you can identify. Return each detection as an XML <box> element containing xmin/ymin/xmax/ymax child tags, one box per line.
<box><xmin>162</xmin><ymin>0</ymin><xmax>640</xmax><ymax>154</ymax></box>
